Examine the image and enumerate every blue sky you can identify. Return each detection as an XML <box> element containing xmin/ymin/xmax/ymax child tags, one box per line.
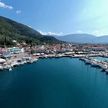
<box><xmin>0</xmin><ymin>0</ymin><xmax>108</xmax><ymax>36</ymax></box>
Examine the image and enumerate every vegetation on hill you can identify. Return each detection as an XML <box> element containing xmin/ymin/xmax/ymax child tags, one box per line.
<box><xmin>0</xmin><ymin>16</ymin><xmax>60</xmax><ymax>47</ymax></box>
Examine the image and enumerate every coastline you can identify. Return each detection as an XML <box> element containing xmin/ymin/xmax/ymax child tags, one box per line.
<box><xmin>1</xmin><ymin>52</ymin><xmax>108</xmax><ymax>76</ymax></box>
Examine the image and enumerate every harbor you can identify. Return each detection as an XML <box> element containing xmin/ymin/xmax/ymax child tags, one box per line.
<box><xmin>0</xmin><ymin>52</ymin><xmax>108</xmax><ymax>73</ymax></box>
<box><xmin>1</xmin><ymin>1</ymin><xmax>108</xmax><ymax>107</ymax></box>
<box><xmin>1</xmin><ymin>43</ymin><xmax>108</xmax><ymax>73</ymax></box>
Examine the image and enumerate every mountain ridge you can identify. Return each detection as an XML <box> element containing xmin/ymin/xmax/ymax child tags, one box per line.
<box><xmin>55</xmin><ymin>34</ymin><xmax>108</xmax><ymax>43</ymax></box>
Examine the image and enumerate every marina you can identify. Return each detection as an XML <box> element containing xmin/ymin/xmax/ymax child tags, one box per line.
<box><xmin>79</xmin><ymin>57</ymin><xmax>108</xmax><ymax>74</ymax></box>
<box><xmin>1</xmin><ymin>44</ymin><xmax>108</xmax><ymax>75</ymax></box>
<box><xmin>1</xmin><ymin>48</ymin><xmax>108</xmax><ymax>75</ymax></box>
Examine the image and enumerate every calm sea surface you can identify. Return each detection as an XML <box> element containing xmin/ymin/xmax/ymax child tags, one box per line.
<box><xmin>0</xmin><ymin>58</ymin><xmax>108</xmax><ymax>108</ymax></box>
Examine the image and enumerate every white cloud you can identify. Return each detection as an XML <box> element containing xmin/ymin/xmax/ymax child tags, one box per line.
<box><xmin>0</xmin><ymin>1</ymin><xmax>22</xmax><ymax>14</ymax></box>
<box><xmin>38</xmin><ymin>30</ymin><xmax>63</xmax><ymax>36</ymax></box>
<box><xmin>16</xmin><ymin>10</ymin><xmax>21</xmax><ymax>14</ymax></box>
<box><xmin>0</xmin><ymin>1</ymin><xmax>13</xmax><ymax>10</ymax></box>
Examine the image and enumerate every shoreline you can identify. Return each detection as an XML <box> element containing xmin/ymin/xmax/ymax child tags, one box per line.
<box><xmin>1</xmin><ymin>51</ymin><xmax>108</xmax><ymax>74</ymax></box>
<box><xmin>0</xmin><ymin>56</ymin><xmax>38</xmax><ymax>71</ymax></box>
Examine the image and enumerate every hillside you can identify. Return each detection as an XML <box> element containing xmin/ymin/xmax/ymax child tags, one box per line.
<box><xmin>0</xmin><ymin>16</ymin><xmax>59</xmax><ymax>46</ymax></box>
<box><xmin>55</xmin><ymin>34</ymin><xmax>108</xmax><ymax>43</ymax></box>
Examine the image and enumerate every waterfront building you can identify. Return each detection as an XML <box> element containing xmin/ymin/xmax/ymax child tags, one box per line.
<box><xmin>2</xmin><ymin>51</ymin><xmax>12</xmax><ymax>58</ymax></box>
<box><xmin>0</xmin><ymin>58</ymin><xmax>6</xmax><ymax>64</ymax></box>
<box><xmin>8</xmin><ymin>47</ymin><xmax>24</xmax><ymax>54</ymax></box>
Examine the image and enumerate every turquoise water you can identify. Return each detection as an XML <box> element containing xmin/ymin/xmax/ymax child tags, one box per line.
<box><xmin>0</xmin><ymin>58</ymin><xmax>108</xmax><ymax>108</ymax></box>
<box><xmin>92</xmin><ymin>57</ymin><xmax>108</xmax><ymax>61</ymax></box>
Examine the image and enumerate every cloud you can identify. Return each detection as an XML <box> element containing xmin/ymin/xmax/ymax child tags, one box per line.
<box><xmin>16</xmin><ymin>10</ymin><xmax>21</xmax><ymax>14</ymax></box>
<box><xmin>38</xmin><ymin>30</ymin><xmax>63</xmax><ymax>36</ymax></box>
<box><xmin>0</xmin><ymin>1</ymin><xmax>21</xmax><ymax>14</ymax></box>
<box><xmin>0</xmin><ymin>1</ymin><xmax>13</xmax><ymax>10</ymax></box>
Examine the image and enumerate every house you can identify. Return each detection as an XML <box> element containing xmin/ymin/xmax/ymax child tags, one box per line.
<box><xmin>8</xmin><ymin>47</ymin><xmax>24</xmax><ymax>54</ymax></box>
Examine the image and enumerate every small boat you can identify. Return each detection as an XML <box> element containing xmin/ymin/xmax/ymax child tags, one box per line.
<box><xmin>101</xmin><ymin>64</ymin><xmax>108</xmax><ymax>72</ymax></box>
<box><xmin>9</xmin><ymin>67</ymin><xmax>12</xmax><ymax>71</ymax></box>
<box><xmin>90</xmin><ymin>60</ymin><xmax>100</xmax><ymax>68</ymax></box>
<box><xmin>91</xmin><ymin>64</ymin><xmax>100</xmax><ymax>68</ymax></box>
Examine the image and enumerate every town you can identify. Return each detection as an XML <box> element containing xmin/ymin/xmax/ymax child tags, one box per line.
<box><xmin>1</xmin><ymin>42</ymin><xmax>108</xmax><ymax>72</ymax></box>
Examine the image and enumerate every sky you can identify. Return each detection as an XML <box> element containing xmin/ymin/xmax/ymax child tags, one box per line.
<box><xmin>0</xmin><ymin>0</ymin><xmax>108</xmax><ymax>36</ymax></box>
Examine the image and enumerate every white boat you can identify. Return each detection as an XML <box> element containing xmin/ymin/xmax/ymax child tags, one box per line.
<box><xmin>32</xmin><ymin>58</ymin><xmax>38</xmax><ymax>62</ymax></box>
<box><xmin>11</xmin><ymin>61</ymin><xmax>20</xmax><ymax>67</ymax></box>
<box><xmin>9</xmin><ymin>67</ymin><xmax>12</xmax><ymax>71</ymax></box>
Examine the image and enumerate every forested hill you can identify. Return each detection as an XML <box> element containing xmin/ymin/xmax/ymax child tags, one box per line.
<box><xmin>0</xmin><ymin>16</ymin><xmax>59</xmax><ymax>46</ymax></box>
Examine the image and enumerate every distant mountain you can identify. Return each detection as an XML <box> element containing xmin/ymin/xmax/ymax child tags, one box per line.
<box><xmin>55</xmin><ymin>34</ymin><xmax>108</xmax><ymax>43</ymax></box>
<box><xmin>0</xmin><ymin>16</ymin><xmax>59</xmax><ymax>46</ymax></box>
<box><xmin>98</xmin><ymin>35</ymin><xmax>108</xmax><ymax>43</ymax></box>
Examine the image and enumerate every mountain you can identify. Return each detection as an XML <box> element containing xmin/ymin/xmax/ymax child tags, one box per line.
<box><xmin>0</xmin><ymin>16</ymin><xmax>59</xmax><ymax>46</ymax></box>
<box><xmin>98</xmin><ymin>35</ymin><xmax>108</xmax><ymax>43</ymax></box>
<box><xmin>56</xmin><ymin>34</ymin><xmax>96</xmax><ymax>43</ymax></box>
<box><xmin>55</xmin><ymin>34</ymin><xmax>108</xmax><ymax>43</ymax></box>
